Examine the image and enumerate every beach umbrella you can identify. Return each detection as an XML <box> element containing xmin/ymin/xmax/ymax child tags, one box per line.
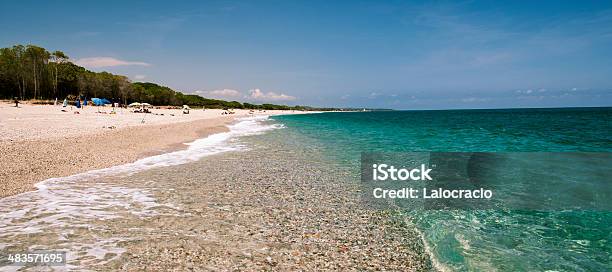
<box><xmin>141</xmin><ymin>103</ymin><xmax>152</xmax><ymax>108</ymax></box>
<box><xmin>128</xmin><ymin>102</ymin><xmax>141</xmax><ymax>107</ymax></box>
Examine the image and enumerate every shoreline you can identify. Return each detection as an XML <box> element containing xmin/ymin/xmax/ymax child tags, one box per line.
<box><xmin>0</xmin><ymin>103</ymin><xmax>307</xmax><ymax>198</ymax></box>
<box><xmin>0</xmin><ymin>103</ymin><xmax>436</xmax><ymax>270</ymax></box>
<box><xmin>0</xmin><ymin>117</ymin><xmax>231</xmax><ymax>198</ymax></box>
<box><xmin>0</xmin><ymin>113</ymin><xmax>432</xmax><ymax>270</ymax></box>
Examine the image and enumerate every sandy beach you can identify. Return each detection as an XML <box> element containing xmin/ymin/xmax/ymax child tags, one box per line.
<box><xmin>0</xmin><ymin>102</ymin><xmax>300</xmax><ymax>198</ymax></box>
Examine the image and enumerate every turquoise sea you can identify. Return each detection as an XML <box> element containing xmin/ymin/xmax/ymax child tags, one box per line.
<box><xmin>266</xmin><ymin>108</ymin><xmax>612</xmax><ymax>271</ymax></box>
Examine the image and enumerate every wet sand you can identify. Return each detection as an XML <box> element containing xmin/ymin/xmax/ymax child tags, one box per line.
<box><xmin>0</xmin><ymin>127</ymin><xmax>431</xmax><ymax>270</ymax></box>
<box><xmin>104</xmin><ymin>146</ymin><xmax>432</xmax><ymax>271</ymax></box>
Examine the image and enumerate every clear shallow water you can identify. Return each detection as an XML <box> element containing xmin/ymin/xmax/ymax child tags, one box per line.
<box><xmin>270</xmin><ymin>108</ymin><xmax>612</xmax><ymax>272</ymax></box>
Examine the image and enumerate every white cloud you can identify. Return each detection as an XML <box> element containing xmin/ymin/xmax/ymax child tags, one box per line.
<box><xmin>515</xmin><ymin>89</ymin><xmax>534</xmax><ymax>94</ymax></box>
<box><xmin>461</xmin><ymin>97</ymin><xmax>490</xmax><ymax>103</ymax></box>
<box><xmin>197</xmin><ymin>89</ymin><xmax>242</xmax><ymax>99</ymax></box>
<box><xmin>74</xmin><ymin>57</ymin><xmax>151</xmax><ymax>68</ymax></box>
<box><xmin>247</xmin><ymin>89</ymin><xmax>296</xmax><ymax>101</ymax></box>
<box><xmin>518</xmin><ymin>95</ymin><xmax>545</xmax><ymax>100</ymax></box>
<box><xmin>133</xmin><ymin>74</ymin><xmax>147</xmax><ymax>80</ymax></box>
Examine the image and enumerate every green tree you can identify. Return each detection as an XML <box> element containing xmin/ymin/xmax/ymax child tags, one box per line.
<box><xmin>50</xmin><ymin>50</ymin><xmax>68</xmax><ymax>98</ymax></box>
<box><xmin>24</xmin><ymin>45</ymin><xmax>50</xmax><ymax>99</ymax></box>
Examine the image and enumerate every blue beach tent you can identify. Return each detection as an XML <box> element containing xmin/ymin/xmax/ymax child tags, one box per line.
<box><xmin>91</xmin><ymin>98</ymin><xmax>111</xmax><ymax>106</ymax></box>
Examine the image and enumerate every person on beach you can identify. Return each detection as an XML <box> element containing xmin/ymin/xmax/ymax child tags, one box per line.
<box><xmin>63</xmin><ymin>98</ymin><xmax>68</xmax><ymax>107</ymax></box>
<box><xmin>13</xmin><ymin>97</ymin><xmax>19</xmax><ymax>107</ymax></box>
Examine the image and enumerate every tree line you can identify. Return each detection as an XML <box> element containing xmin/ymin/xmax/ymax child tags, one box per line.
<box><xmin>0</xmin><ymin>44</ymin><xmax>133</xmax><ymax>104</ymax></box>
<box><xmin>1</xmin><ymin>44</ymin><xmax>341</xmax><ymax>110</ymax></box>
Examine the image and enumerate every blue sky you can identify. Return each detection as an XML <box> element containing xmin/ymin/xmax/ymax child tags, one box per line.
<box><xmin>1</xmin><ymin>0</ymin><xmax>611</xmax><ymax>109</ymax></box>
